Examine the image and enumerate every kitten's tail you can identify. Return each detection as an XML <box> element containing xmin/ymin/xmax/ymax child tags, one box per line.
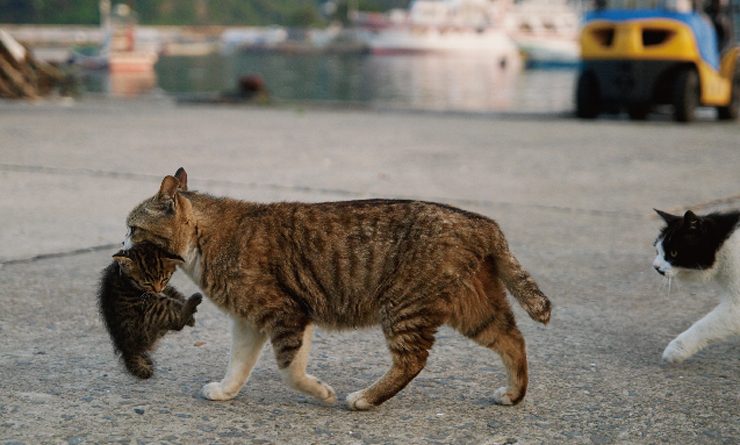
<box><xmin>488</xmin><ymin>228</ymin><xmax>552</xmax><ymax>324</ymax></box>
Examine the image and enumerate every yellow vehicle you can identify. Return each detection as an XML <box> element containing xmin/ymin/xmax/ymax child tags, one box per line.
<box><xmin>576</xmin><ymin>0</ymin><xmax>740</xmax><ymax>121</ymax></box>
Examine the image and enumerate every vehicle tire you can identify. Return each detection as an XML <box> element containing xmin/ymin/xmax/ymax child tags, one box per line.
<box><xmin>717</xmin><ymin>70</ymin><xmax>739</xmax><ymax>121</ymax></box>
<box><xmin>576</xmin><ymin>71</ymin><xmax>600</xmax><ymax>119</ymax></box>
<box><xmin>672</xmin><ymin>68</ymin><xmax>699</xmax><ymax>123</ymax></box>
<box><xmin>627</xmin><ymin>105</ymin><xmax>650</xmax><ymax>120</ymax></box>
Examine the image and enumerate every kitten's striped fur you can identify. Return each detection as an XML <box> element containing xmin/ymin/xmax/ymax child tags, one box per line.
<box><xmin>98</xmin><ymin>242</ymin><xmax>202</xmax><ymax>379</ymax></box>
<box><xmin>125</xmin><ymin>168</ymin><xmax>551</xmax><ymax>407</ymax></box>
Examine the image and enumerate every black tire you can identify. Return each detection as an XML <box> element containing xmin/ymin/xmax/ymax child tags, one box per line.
<box><xmin>627</xmin><ymin>105</ymin><xmax>650</xmax><ymax>120</ymax></box>
<box><xmin>717</xmin><ymin>70</ymin><xmax>739</xmax><ymax>120</ymax></box>
<box><xmin>672</xmin><ymin>68</ymin><xmax>699</xmax><ymax>122</ymax></box>
<box><xmin>576</xmin><ymin>71</ymin><xmax>600</xmax><ymax>119</ymax></box>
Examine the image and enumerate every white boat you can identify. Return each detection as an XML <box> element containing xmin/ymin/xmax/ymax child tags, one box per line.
<box><xmin>354</xmin><ymin>0</ymin><xmax>521</xmax><ymax>67</ymax></box>
<box><xmin>104</xmin><ymin>3</ymin><xmax>158</xmax><ymax>72</ymax></box>
<box><xmin>220</xmin><ymin>26</ymin><xmax>288</xmax><ymax>53</ymax></box>
<box><xmin>503</xmin><ymin>0</ymin><xmax>580</xmax><ymax>67</ymax></box>
<box><xmin>74</xmin><ymin>1</ymin><xmax>158</xmax><ymax>72</ymax></box>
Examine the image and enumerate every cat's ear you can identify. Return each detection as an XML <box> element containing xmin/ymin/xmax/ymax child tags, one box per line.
<box><xmin>654</xmin><ymin>209</ymin><xmax>680</xmax><ymax>224</ymax></box>
<box><xmin>112</xmin><ymin>251</ymin><xmax>134</xmax><ymax>270</ymax></box>
<box><xmin>174</xmin><ymin>167</ymin><xmax>188</xmax><ymax>191</ymax></box>
<box><xmin>157</xmin><ymin>175</ymin><xmax>180</xmax><ymax>212</ymax></box>
<box><xmin>162</xmin><ymin>251</ymin><xmax>185</xmax><ymax>264</ymax></box>
<box><xmin>158</xmin><ymin>175</ymin><xmax>179</xmax><ymax>200</ymax></box>
<box><xmin>683</xmin><ymin>210</ymin><xmax>701</xmax><ymax>230</ymax></box>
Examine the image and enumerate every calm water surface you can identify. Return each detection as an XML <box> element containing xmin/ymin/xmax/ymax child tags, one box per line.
<box><xmin>85</xmin><ymin>52</ymin><xmax>577</xmax><ymax>114</ymax></box>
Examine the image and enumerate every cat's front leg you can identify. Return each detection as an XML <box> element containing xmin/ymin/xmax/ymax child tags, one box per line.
<box><xmin>663</xmin><ymin>301</ymin><xmax>740</xmax><ymax>364</ymax></box>
<box><xmin>202</xmin><ymin>316</ymin><xmax>266</xmax><ymax>401</ymax></box>
<box><xmin>274</xmin><ymin>323</ymin><xmax>336</xmax><ymax>405</ymax></box>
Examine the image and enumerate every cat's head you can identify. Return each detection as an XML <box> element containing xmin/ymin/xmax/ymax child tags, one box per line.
<box><xmin>112</xmin><ymin>243</ymin><xmax>184</xmax><ymax>293</ymax></box>
<box><xmin>124</xmin><ymin>168</ymin><xmax>195</xmax><ymax>258</ymax></box>
<box><xmin>652</xmin><ymin>209</ymin><xmax>736</xmax><ymax>279</ymax></box>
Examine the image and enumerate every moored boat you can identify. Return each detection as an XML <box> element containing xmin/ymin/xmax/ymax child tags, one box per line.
<box><xmin>354</xmin><ymin>0</ymin><xmax>521</xmax><ymax>68</ymax></box>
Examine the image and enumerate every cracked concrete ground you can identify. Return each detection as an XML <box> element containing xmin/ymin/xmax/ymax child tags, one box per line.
<box><xmin>0</xmin><ymin>98</ymin><xmax>738</xmax><ymax>444</ymax></box>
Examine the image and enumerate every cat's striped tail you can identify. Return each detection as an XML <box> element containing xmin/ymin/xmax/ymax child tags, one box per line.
<box><xmin>488</xmin><ymin>228</ymin><xmax>552</xmax><ymax>324</ymax></box>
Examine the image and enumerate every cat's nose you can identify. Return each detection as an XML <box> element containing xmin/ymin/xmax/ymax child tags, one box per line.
<box><xmin>653</xmin><ymin>265</ymin><xmax>665</xmax><ymax>276</ymax></box>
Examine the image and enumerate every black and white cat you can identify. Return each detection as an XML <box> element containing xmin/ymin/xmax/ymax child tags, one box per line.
<box><xmin>653</xmin><ymin>209</ymin><xmax>740</xmax><ymax>363</ymax></box>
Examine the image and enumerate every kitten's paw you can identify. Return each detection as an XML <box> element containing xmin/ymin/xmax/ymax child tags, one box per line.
<box><xmin>201</xmin><ymin>382</ymin><xmax>237</xmax><ymax>401</ymax></box>
<box><xmin>492</xmin><ymin>387</ymin><xmax>515</xmax><ymax>406</ymax></box>
<box><xmin>189</xmin><ymin>293</ymin><xmax>203</xmax><ymax>306</ymax></box>
<box><xmin>124</xmin><ymin>354</ymin><xmax>154</xmax><ymax>379</ymax></box>
<box><xmin>662</xmin><ymin>340</ymin><xmax>691</xmax><ymax>364</ymax></box>
<box><xmin>346</xmin><ymin>390</ymin><xmax>375</xmax><ymax>411</ymax></box>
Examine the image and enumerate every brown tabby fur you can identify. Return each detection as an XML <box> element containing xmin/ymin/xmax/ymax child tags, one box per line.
<box><xmin>98</xmin><ymin>242</ymin><xmax>202</xmax><ymax>379</ymax></box>
<box><xmin>125</xmin><ymin>168</ymin><xmax>551</xmax><ymax>407</ymax></box>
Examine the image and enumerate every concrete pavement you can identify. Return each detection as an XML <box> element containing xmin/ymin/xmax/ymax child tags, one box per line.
<box><xmin>0</xmin><ymin>98</ymin><xmax>738</xmax><ymax>444</ymax></box>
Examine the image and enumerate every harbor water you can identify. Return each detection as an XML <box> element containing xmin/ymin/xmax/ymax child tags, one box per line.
<box><xmin>82</xmin><ymin>52</ymin><xmax>577</xmax><ymax>114</ymax></box>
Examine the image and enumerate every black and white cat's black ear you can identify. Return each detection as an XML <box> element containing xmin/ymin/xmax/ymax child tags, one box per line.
<box><xmin>683</xmin><ymin>210</ymin><xmax>701</xmax><ymax>230</ymax></box>
<box><xmin>654</xmin><ymin>209</ymin><xmax>680</xmax><ymax>224</ymax></box>
<box><xmin>174</xmin><ymin>167</ymin><xmax>188</xmax><ymax>191</ymax></box>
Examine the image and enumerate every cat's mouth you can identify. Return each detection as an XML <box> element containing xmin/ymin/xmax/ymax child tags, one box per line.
<box><xmin>653</xmin><ymin>264</ymin><xmax>677</xmax><ymax>278</ymax></box>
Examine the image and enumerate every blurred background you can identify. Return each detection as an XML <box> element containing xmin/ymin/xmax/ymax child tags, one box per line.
<box><xmin>0</xmin><ymin>0</ymin><xmax>586</xmax><ymax>112</ymax></box>
<box><xmin>3</xmin><ymin>0</ymin><xmax>738</xmax><ymax>119</ymax></box>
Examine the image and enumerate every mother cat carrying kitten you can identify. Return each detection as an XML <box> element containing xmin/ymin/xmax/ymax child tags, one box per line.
<box><xmin>123</xmin><ymin>168</ymin><xmax>551</xmax><ymax>409</ymax></box>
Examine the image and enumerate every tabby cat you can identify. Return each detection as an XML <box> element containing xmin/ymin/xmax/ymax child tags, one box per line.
<box><xmin>124</xmin><ymin>168</ymin><xmax>551</xmax><ymax>408</ymax></box>
<box><xmin>98</xmin><ymin>242</ymin><xmax>203</xmax><ymax>379</ymax></box>
<box><xmin>653</xmin><ymin>209</ymin><xmax>740</xmax><ymax>363</ymax></box>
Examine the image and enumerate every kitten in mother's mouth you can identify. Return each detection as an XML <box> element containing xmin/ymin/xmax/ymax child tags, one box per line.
<box><xmin>653</xmin><ymin>209</ymin><xmax>740</xmax><ymax>364</ymax></box>
<box><xmin>98</xmin><ymin>242</ymin><xmax>202</xmax><ymax>379</ymax></box>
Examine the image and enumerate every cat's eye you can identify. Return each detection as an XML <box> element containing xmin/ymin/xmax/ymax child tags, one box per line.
<box><xmin>669</xmin><ymin>250</ymin><xmax>677</xmax><ymax>258</ymax></box>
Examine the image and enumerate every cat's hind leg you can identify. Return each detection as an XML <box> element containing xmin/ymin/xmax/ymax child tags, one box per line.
<box><xmin>202</xmin><ymin>316</ymin><xmax>266</xmax><ymax>401</ymax></box>
<box><xmin>452</xmin><ymin>289</ymin><xmax>528</xmax><ymax>405</ymax></box>
<box><xmin>346</xmin><ymin>306</ymin><xmax>442</xmax><ymax>411</ymax></box>
<box><xmin>464</xmin><ymin>314</ymin><xmax>528</xmax><ymax>405</ymax></box>
<box><xmin>274</xmin><ymin>323</ymin><xmax>336</xmax><ymax>405</ymax></box>
<box><xmin>662</xmin><ymin>300</ymin><xmax>740</xmax><ymax>364</ymax></box>
<box><xmin>453</xmin><ymin>278</ymin><xmax>528</xmax><ymax>406</ymax></box>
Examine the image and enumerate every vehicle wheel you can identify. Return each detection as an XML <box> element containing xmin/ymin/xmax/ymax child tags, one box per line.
<box><xmin>627</xmin><ymin>105</ymin><xmax>650</xmax><ymax>120</ymax></box>
<box><xmin>672</xmin><ymin>68</ymin><xmax>699</xmax><ymax>122</ymax></box>
<box><xmin>717</xmin><ymin>70</ymin><xmax>739</xmax><ymax>120</ymax></box>
<box><xmin>576</xmin><ymin>71</ymin><xmax>600</xmax><ymax>119</ymax></box>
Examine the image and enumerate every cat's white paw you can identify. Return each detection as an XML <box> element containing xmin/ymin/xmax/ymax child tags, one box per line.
<box><xmin>346</xmin><ymin>390</ymin><xmax>375</xmax><ymax>411</ymax></box>
<box><xmin>492</xmin><ymin>387</ymin><xmax>514</xmax><ymax>406</ymax></box>
<box><xmin>201</xmin><ymin>382</ymin><xmax>237</xmax><ymax>401</ymax></box>
<box><xmin>313</xmin><ymin>378</ymin><xmax>337</xmax><ymax>405</ymax></box>
<box><xmin>662</xmin><ymin>340</ymin><xmax>691</xmax><ymax>364</ymax></box>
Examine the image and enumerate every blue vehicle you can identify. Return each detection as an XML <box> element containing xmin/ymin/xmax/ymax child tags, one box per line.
<box><xmin>577</xmin><ymin>0</ymin><xmax>740</xmax><ymax>121</ymax></box>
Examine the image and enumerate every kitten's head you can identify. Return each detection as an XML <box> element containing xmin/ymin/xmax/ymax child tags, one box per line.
<box><xmin>112</xmin><ymin>243</ymin><xmax>184</xmax><ymax>293</ymax></box>
<box><xmin>125</xmin><ymin>167</ymin><xmax>195</xmax><ymax>258</ymax></box>
<box><xmin>652</xmin><ymin>209</ymin><xmax>736</xmax><ymax>279</ymax></box>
